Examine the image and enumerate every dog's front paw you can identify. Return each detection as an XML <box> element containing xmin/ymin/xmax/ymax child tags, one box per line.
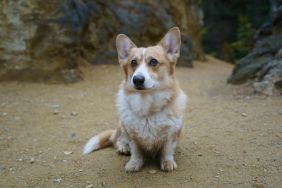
<box><xmin>161</xmin><ymin>159</ymin><xmax>177</xmax><ymax>172</ymax></box>
<box><xmin>125</xmin><ymin>159</ymin><xmax>143</xmax><ymax>172</ymax></box>
<box><xmin>116</xmin><ymin>143</ymin><xmax>130</xmax><ymax>155</ymax></box>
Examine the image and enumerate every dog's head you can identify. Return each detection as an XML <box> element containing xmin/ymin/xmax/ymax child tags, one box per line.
<box><xmin>116</xmin><ymin>27</ymin><xmax>181</xmax><ymax>91</ymax></box>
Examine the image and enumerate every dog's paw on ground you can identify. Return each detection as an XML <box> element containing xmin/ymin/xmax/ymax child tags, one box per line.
<box><xmin>125</xmin><ymin>159</ymin><xmax>143</xmax><ymax>172</ymax></box>
<box><xmin>161</xmin><ymin>159</ymin><xmax>177</xmax><ymax>172</ymax></box>
<box><xmin>116</xmin><ymin>143</ymin><xmax>130</xmax><ymax>155</ymax></box>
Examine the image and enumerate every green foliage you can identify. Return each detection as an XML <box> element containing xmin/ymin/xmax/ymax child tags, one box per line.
<box><xmin>230</xmin><ymin>15</ymin><xmax>255</xmax><ymax>62</ymax></box>
<box><xmin>200</xmin><ymin>26</ymin><xmax>208</xmax><ymax>39</ymax></box>
<box><xmin>197</xmin><ymin>0</ymin><xmax>205</xmax><ymax>6</ymax></box>
<box><xmin>201</xmin><ymin>0</ymin><xmax>271</xmax><ymax>62</ymax></box>
<box><xmin>215</xmin><ymin>14</ymin><xmax>256</xmax><ymax>63</ymax></box>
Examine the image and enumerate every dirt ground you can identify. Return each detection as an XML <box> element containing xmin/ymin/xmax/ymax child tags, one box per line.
<box><xmin>0</xmin><ymin>59</ymin><xmax>281</xmax><ymax>188</ymax></box>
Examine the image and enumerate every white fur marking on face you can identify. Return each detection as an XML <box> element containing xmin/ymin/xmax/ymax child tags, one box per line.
<box><xmin>130</xmin><ymin>48</ymin><xmax>155</xmax><ymax>89</ymax></box>
<box><xmin>131</xmin><ymin>63</ymin><xmax>154</xmax><ymax>89</ymax></box>
<box><xmin>142</xmin><ymin>48</ymin><xmax>146</xmax><ymax>60</ymax></box>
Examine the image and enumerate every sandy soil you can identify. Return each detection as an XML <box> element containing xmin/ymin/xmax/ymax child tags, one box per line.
<box><xmin>0</xmin><ymin>59</ymin><xmax>281</xmax><ymax>188</ymax></box>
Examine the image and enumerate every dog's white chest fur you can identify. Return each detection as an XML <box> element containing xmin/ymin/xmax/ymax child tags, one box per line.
<box><xmin>117</xmin><ymin>84</ymin><xmax>187</xmax><ymax>151</ymax></box>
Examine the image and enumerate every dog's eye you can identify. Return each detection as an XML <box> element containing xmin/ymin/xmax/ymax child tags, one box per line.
<box><xmin>149</xmin><ymin>58</ymin><xmax>159</xmax><ymax>67</ymax></box>
<box><xmin>131</xmin><ymin>60</ymin><xmax>138</xmax><ymax>68</ymax></box>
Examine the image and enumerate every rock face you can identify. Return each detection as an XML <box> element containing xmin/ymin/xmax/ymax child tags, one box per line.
<box><xmin>0</xmin><ymin>0</ymin><xmax>204</xmax><ymax>83</ymax></box>
<box><xmin>228</xmin><ymin>6</ymin><xmax>282</xmax><ymax>95</ymax></box>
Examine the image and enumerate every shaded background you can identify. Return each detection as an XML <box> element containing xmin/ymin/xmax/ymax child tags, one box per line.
<box><xmin>0</xmin><ymin>0</ymin><xmax>281</xmax><ymax>94</ymax></box>
<box><xmin>0</xmin><ymin>0</ymin><xmax>203</xmax><ymax>82</ymax></box>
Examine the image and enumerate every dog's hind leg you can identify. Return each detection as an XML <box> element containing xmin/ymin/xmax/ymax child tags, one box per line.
<box><xmin>113</xmin><ymin>125</ymin><xmax>130</xmax><ymax>155</ymax></box>
<box><xmin>116</xmin><ymin>132</ymin><xmax>130</xmax><ymax>155</ymax></box>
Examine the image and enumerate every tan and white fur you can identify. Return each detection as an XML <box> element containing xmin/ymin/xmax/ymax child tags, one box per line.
<box><xmin>83</xmin><ymin>27</ymin><xmax>187</xmax><ymax>172</ymax></box>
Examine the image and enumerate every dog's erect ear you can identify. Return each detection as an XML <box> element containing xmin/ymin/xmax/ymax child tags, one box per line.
<box><xmin>159</xmin><ymin>27</ymin><xmax>181</xmax><ymax>63</ymax></box>
<box><xmin>116</xmin><ymin>34</ymin><xmax>136</xmax><ymax>65</ymax></box>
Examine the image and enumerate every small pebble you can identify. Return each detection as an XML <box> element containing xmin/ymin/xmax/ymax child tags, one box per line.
<box><xmin>241</xmin><ymin>113</ymin><xmax>247</xmax><ymax>117</ymax></box>
<box><xmin>256</xmin><ymin>158</ymin><xmax>260</xmax><ymax>161</ymax></box>
<box><xmin>245</xmin><ymin>96</ymin><xmax>251</xmax><ymax>100</ymax></box>
<box><xmin>70</xmin><ymin>133</ymin><xmax>76</xmax><ymax>139</ymax></box>
<box><xmin>79</xmin><ymin>169</ymin><xmax>83</xmax><ymax>172</ymax></box>
<box><xmin>53</xmin><ymin>109</ymin><xmax>59</xmax><ymax>115</ymax></box>
<box><xmin>149</xmin><ymin>170</ymin><xmax>157</xmax><ymax>174</ymax></box>
<box><xmin>2</xmin><ymin>112</ymin><xmax>7</xmax><ymax>116</ymax></box>
<box><xmin>53</xmin><ymin>178</ymin><xmax>63</xmax><ymax>184</ymax></box>
<box><xmin>64</xmin><ymin>151</ymin><xmax>73</xmax><ymax>155</ymax></box>
<box><xmin>71</xmin><ymin>111</ymin><xmax>78</xmax><ymax>116</ymax></box>
<box><xmin>86</xmin><ymin>185</ymin><xmax>94</xmax><ymax>188</ymax></box>
<box><xmin>30</xmin><ymin>157</ymin><xmax>35</xmax><ymax>164</ymax></box>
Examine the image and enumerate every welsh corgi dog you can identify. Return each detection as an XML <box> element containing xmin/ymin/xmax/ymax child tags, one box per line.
<box><xmin>83</xmin><ymin>27</ymin><xmax>187</xmax><ymax>172</ymax></box>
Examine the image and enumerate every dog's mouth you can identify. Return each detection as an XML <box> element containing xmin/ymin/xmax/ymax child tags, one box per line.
<box><xmin>134</xmin><ymin>84</ymin><xmax>157</xmax><ymax>91</ymax></box>
<box><xmin>134</xmin><ymin>86</ymin><xmax>145</xmax><ymax>90</ymax></box>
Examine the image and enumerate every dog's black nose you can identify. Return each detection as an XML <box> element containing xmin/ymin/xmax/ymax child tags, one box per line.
<box><xmin>133</xmin><ymin>75</ymin><xmax>145</xmax><ymax>89</ymax></box>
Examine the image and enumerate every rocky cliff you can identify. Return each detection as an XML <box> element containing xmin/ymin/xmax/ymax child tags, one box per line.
<box><xmin>228</xmin><ymin>6</ymin><xmax>282</xmax><ymax>95</ymax></box>
<box><xmin>0</xmin><ymin>0</ymin><xmax>204</xmax><ymax>83</ymax></box>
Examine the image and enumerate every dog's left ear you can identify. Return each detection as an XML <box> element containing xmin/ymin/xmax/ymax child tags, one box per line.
<box><xmin>159</xmin><ymin>27</ymin><xmax>181</xmax><ymax>63</ymax></box>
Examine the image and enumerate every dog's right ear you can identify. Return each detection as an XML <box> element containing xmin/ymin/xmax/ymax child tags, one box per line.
<box><xmin>116</xmin><ymin>34</ymin><xmax>136</xmax><ymax>65</ymax></box>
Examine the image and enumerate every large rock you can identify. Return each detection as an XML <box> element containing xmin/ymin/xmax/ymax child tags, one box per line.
<box><xmin>228</xmin><ymin>6</ymin><xmax>282</xmax><ymax>95</ymax></box>
<box><xmin>0</xmin><ymin>0</ymin><xmax>204</xmax><ymax>82</ymax></box>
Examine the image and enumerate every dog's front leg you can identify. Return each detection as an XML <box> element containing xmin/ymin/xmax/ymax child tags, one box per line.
<box><xmin>125</xmin><ymin>140</ymin><xmax>144</xmax><ymax>172</ymax></box>
<box><xmin>160</xmin><ymin>138</ymin><xmax>177</xmax><ymax>172</ymax></box>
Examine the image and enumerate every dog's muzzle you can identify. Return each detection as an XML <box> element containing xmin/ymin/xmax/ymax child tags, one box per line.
<box><xmin>133</xmin><ymin>75</ymin><xmax>145</xmax><ymax>90</ymax></box>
